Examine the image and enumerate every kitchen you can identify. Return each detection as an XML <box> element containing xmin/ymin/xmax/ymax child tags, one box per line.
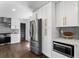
<box><xmin>32</xmin><ymin>1</ymin><xmax>79</xmax><ymax>58</ymax></box>
<box><xmin>0</xmin><ymin>1</ymin><xmax>78</xmax><ymax>58</ymax></box>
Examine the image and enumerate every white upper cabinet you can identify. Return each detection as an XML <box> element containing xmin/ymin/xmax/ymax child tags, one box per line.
<box><xmin>32</xmin><ymin>11</ymin><xmax>38</xmax><ymax>20</ymax></box>
<box><xmin>38</xmin><ymin>8</ymin><xmax>42</xmax><ymax>19</ymax></box>
<box><xmin>56</xmin><ymin>2</ymin><xmax>79</xmax><ymax>27</ymax></box>
<box><xmin>56</xmin><ymin>2</ymin><xmax>64</xmax><ymax>27</ymax></box>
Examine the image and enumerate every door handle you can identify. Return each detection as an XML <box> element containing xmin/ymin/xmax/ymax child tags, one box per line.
<box><xmin>63</xmin><ymin>16</ymin><xmax>66</xmax><ymax>25</ymax></box>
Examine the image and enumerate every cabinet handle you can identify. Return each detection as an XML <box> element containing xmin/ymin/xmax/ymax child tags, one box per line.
<box><xmin>63</xmin><ymin>16</ymin><xmax>66</xmax><ymax>25</ymax></box>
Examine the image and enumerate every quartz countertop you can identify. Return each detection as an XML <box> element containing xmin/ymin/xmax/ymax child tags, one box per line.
<box><xmin>53</xmin><ymin>38</ymin><xmax>79</xmax><ymax>45</ymax></box>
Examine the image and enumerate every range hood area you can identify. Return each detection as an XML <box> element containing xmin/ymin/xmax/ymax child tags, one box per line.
<box><xmin>0</xmin><ymin>17</ymin><xmax>18</xmax><ymax>34</ymax></box>
<box><xmin>0</xmin><ymin>26</ymin><xmax>13</xmax><ymax>34</ymax></box>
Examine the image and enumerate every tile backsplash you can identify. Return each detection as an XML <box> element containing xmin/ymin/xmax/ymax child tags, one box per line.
<box><xmin>58</xmin><ymin>27</ymin><xmax>79</xmax><ymax>39</ymax></box>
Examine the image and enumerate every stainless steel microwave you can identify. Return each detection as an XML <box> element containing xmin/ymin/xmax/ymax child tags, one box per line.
<box><xmin>53</xmin><ymin>41</ymin><xmax>74</xmax><ymax>58</ymax></box>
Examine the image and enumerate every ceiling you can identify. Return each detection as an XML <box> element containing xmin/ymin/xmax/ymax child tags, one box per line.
<box><xmin>0</xmin><ymin>1</ymin><xmax>54</xmax><ymax>18</ymax></box>
<box><xmin>17</xmin><ymin>1</ymin><xmax>49</xmax><ymax>11</ymax></box>
<box><xmin>25</xmin><ymin>1</ymin><xmax>49</xmax><ymax>11</ymax></box>
<box><xmin>0</xmin><ymin>1</ymin><xmax>49</xmax><ymax>11</ymax></box>
<box><xmin>18</xmin><ymin>1</ymin><xmax>58</xmax><ymax>11</ymax></box>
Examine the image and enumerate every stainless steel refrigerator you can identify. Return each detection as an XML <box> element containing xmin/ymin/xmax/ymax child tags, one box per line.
<box><xmin>30</xmin><ymin>19</ymin><xmax>42</xmax><ymax>55</ymax></box>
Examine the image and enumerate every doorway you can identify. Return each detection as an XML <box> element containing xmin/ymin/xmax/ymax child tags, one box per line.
<box><xmin>20</xmin><ymin>23</ymin><xmax>26</xmax><ymax>42</ymax></box>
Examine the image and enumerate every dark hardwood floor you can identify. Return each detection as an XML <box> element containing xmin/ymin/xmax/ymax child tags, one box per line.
<box><xmin>0</xmin><ymin>41</ymin><xmax>47</xmax><ymax>58</ymax></box>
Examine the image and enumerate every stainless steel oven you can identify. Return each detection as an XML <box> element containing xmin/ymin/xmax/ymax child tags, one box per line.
<box><xmin>53</xmin><ymin>41</ymin><xmax>74</xmax><ymax>58</ymax></box>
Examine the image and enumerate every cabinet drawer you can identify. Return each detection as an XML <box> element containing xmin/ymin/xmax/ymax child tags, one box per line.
<box><xmin>30</xmin><ymin>41</ymin><xmax>39</xmax><ymax>47</ymax></box>
<box><xmin>52</xmin><ymin>51</ymin><xmax>68</xmax><ymax>58</ymax></box>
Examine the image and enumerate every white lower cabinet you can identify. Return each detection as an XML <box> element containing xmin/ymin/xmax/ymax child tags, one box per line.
<box><xmin>52</xmin><ymin>51</ymin><xmax>68</xmax><ymax>58</ymax></box>
<box><xmin>42</xmin><ymin>37</ymin><xmax>52</xmax><ymax>58</ymax></box>
<box><xmin>42</xmin><ymin>37</ymin><xmax>47</xmax><ymax>56</ymax></box>
<box><xmin>11</xmin><ymin>34</ymin><xmax>20</xmax><ymax>44</ymax></box>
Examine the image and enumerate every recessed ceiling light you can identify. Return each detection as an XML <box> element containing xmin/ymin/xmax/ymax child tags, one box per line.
<box><xmin>12</xmin><ymin>9</ymin><xmax>16</xmax><ymax>12</ymax></box>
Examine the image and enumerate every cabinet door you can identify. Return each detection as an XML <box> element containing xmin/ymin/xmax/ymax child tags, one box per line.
<box><xmin>52</xmin><ymin>51</ymin><xmax>68</xmax><ymax>58</ymax></box>
<box><xmin>4</xmin><ymin>18</ymin><xmax>11</xmax><ymax>28</ymax></box>
<box><xmin>11</xmin><ymin>18</ymin><xmax>20</xmax><ymax>44</ymax></box>
<box><xmin>32</xmin><ymin>11</ymin><xmax>37</xmax><ymax>21</ymax></box>
<box><xmin>46</xmin><ymin>3</ymin><xmax>52</xmax><ymax>57</ymax></box>
<box><xmin>42</xmin><ymin>3</ymin><xmax>52</xmax><ymax>57</ymax></box>
<box><xmin>56</xmin><ymin>2</ymin><xmax>78</xmax><ymax>27</ymax></box>
<box><xmin>56</xmin><ymin>2</ymin><xmax>64</xmax><ymax>27</ymax></box>
<box><xmin>42</xmin><ymin>5</ymin><xmax>48</xmax><ymax>56</ymax></box>
<box><xmin>64</xmin><ymin>2</ymin><xmax>78</xmax><ymax>27</ymax></box>
<box><xmin>0</xmin><ymin>17</ymin><xmax>3</xmax><ymax>23</ymax></box>
<box><xmin>38</xmin><ymin>8</ymin><xmax>42</xmax><ymax>19</ymax></box>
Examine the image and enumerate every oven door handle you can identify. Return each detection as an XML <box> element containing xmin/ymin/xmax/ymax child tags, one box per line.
<box><xmin>54</xmin><ymin>42</ymin><xmax>72</xmax><ymax>48</ymax></box>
